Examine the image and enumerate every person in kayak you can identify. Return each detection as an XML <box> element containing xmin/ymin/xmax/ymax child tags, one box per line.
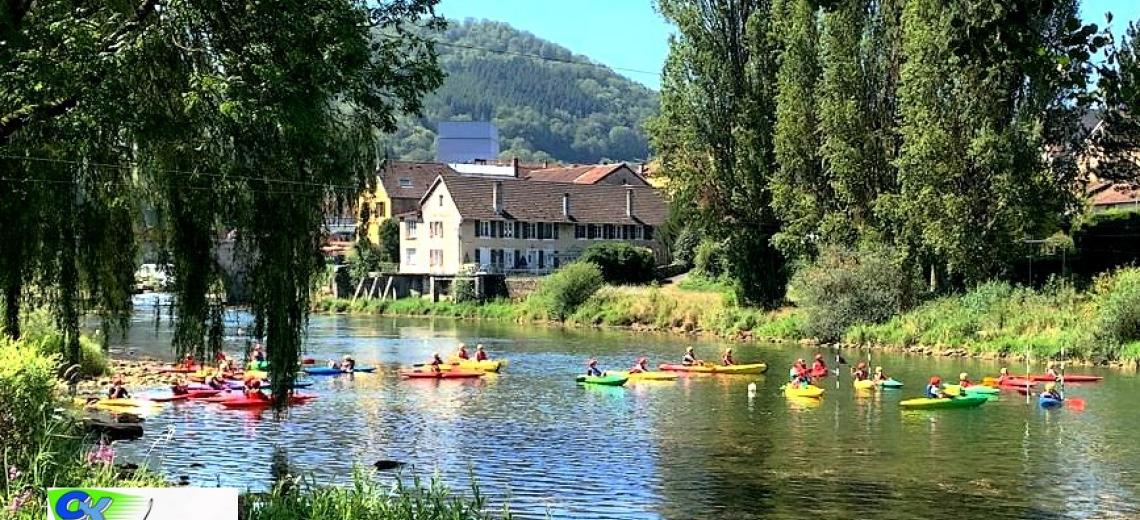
<box><xmin>958</xmin><ymin>372</ymin><xmax>974</xmax><ymax>388</ymax></box>
<box><xmin>107</xmin><ymin>376</ymin><xmax>130</xmax><ymax>399</ymax></box>
<box><xmin>430</xmin><ymin>352</ymin><xmax>444</xmax><ymax>373</ymax></box>
<box><xmin>790</xmin><ymin>358</ymin><xmax>808</xmax><ymax>380</ymax></box>
<box><xmin>475</xmin><ymin>344</ymin><xmax>489</xmax><ymax>361</ymax></box>
<box><xmin>170</xmin><ymin>377</ymin><xmax>190</xmax><ymax>396</ymax></box>
<box><xmin>996</xmin><ymin>367</ymin><xmax>1012</xmax><ymax>385</ymax></box>
<box><xmin>721</xmin><ymin>347</ymin><xmax>735</xmax><ymax>366</ymax></box>
<box><xmin>851</xmin><ymin>362</ymin><xmax>869</xmax><ymax>381</ymax></box>
<box><xmin>1040</xmin><ymin>382</ymin><xmax>1064</xmax><ymax>401</ymax></box>
<box><xmin>586</xmin><ymin>357</ymin><xmax>603</xmax><ymax>377</ymax></box>
<box><xmin>456</xmin><ymin>343</ymin><xmax>470</xmax><ymax>360</ymax></box>
<box><xmin>341</xmin><ymin>355</ymin><xmax>356</xmax><ymax>372</ymax></box>
<box><xmin>243</xmin><ymin>376</ymin><xmax>266</xmax><ymax>399</ymax></box>
<box><xmin>682</xmin><ymin>347</ymin><xmax>700</xmax><ymax>366</ymax></box>
<box><xmin>181</xmin><ymin>354</ymin><xmax>196</xmax><ymax>370</ymax></box>
<box><xmin>1046</xmin><ymin>361</ymin><xmax>1061</xmax><ymax>381</ymax></box>
<box><xmin>207</xmin><ymin>371</ymin><xmax>228</xmax><ymax>391</ymax></box>
<box><xmin>873</xmin><ymin>366</ymin><xmax>889</xmax><ymax>382</ymax></box>
<box><xmin>811</xmin><ymin>354</ymin><xmax>828</xmax><ymax>377</ymax></box>
<box><xmin>629</xmin><ymin>356</ymin><xmax>650</xmax><ymax>373</ymax></box>
<box><xmin>925</xmin><ymin>376</ymin><xmax>948</xmax><ymax>399</ymax></box>
<box><xmin>252</xmin><ymin>342</ymin><xmax>266</xmax><ymax>363</ymax></box>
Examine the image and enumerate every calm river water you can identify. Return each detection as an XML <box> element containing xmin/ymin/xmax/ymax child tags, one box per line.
<box><xmin>110</xmin><ymin>304</ymin><xmax>1139</xmax><ymax>519</ymax></box>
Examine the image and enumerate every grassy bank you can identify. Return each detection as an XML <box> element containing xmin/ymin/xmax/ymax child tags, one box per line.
<box><xmin>315</xmin><ymin>268</ymin><xmax>1140</xmax><ymax>364</ymax></box>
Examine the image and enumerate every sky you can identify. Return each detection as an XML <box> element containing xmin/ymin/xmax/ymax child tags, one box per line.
<box><xmin>437</xmin><ymin>0</ymin><xmax>1140</xmax><ymax>91</ymax></box>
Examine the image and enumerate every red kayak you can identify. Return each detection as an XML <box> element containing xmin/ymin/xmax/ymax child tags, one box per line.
<box><xmin>157</xmin><ymin>365</ymin><xmax>199</xmax><ymax>374</ymax></box>
<box><xmin>151</xmin><ymin>394</ymin><xmax>189</xmax><ymax>402</ymax></box>
<box><xmin>1028</xmin><ymin>374</ymin><xmax>1103</xmax><ymax>383</ymax></box>
<box><xmin>153</xmin><ymin>389</ymin><xmax>220</xmax><ymax>402</ymax></box>
<box><xmin>200</xmin><ymin>392</ymin><xmax>243</xmax><ymax>402</ymax></box>
<box><xmin>400</xmin><ymin>369</ymin><xmax>484</xmax><ymax>379</ymax></box>
<box><xmin>996</xmin><ymin>378</ymin><xmax>1036</xmax><ymax>388</ymax></box>
<box><xmin>220</xmin><ymin>395</ymin><xmax>315</xmax><ymax>408</ymax></box>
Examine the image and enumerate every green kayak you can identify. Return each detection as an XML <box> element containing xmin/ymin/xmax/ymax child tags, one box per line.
<box><xmin>576</xmin><ymin>374</ymin><xmax>628</xmax><ymax>386</ymax></box>
<box><xmin>900</xmin><ymin>395</ymin><xmax>988</xmax><ymax>410</ymax></box>
<box><xmin>944</xmin><ymin>384</ymin><xmax>1000</xmax><ymax>397</ymax></box>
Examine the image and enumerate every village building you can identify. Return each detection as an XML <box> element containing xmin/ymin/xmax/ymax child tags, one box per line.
<box><xmin>397</xmin><ymin>176</ymin><xmax>667</xmax><ymax>275</ymax></box>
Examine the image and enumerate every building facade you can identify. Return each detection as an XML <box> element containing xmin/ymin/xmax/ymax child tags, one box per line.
<box><xmin>399</xmin><ymin>176</ymin><xmax>667</xmax><ymax>275</ymax></box>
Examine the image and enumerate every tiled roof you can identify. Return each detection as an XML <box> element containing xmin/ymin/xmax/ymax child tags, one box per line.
<box><xmin>1091</xmin><ymin>183</ymin><xmax>1140</xmax><ymax>206</ymax></box>
<box><xmin>379</xmin><ymin>162</ymin><xmax>456</xmax><ymax>200</ymax></box>
<box><xmin>428</xmin><ymin>176</ymin><xmax>668</xmax><ymax>226</ymax></box>
<box><xmin>525</xmin><ymin>164</ymin><xmax>639</xmax><ymax>184</ymax></box>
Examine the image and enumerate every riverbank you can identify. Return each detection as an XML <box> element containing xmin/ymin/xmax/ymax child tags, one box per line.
<box><xmin>312</xmin><ymin>275</ymin><xmax>1140</xmax><ymax>367</ymax></box>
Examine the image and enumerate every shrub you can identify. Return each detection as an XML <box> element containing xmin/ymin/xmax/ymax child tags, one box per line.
<box><xmin>671</xmin><ymin>225</ymin><xmax>701</xmax><ymax>267</ymax></box>
<box><xmin>453</xmin><ymin>279</ymin><xmax>478</xmax><ymax>302</ymax></box>
<box><xmin>692</xmin><ymin>240</ymin><xmax>729</xmax><ymax>278</ymax></box>
<box><xmin>577</xmin><ymin>243</ymin><xmax>656</xmax><ymax>284</ymax></box>
<box><xmin>790</xmin><ymin>247</ymin><xmax>922</xmax><ymax>342</ymax></box>
<box><xmin>0</xmin><ymin>337</ymin><xmax>59</xmax><ymax>467</ymax></box>
<box><xmin>529</xmin><ymin>262</ymin><xmax>604</xmax><ymax>320</ymax></box>
<box><xmin>1093</xmin><ymin>267</ymin><xmax>1140</xmax><ymax>346</ymax></box>
<box><xmin>79</xmin><ymin>337</ymin><xmax>108</xmax><ymax>378</ymax></box>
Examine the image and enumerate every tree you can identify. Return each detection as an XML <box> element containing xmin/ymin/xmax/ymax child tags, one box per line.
<box><xmin>0</xmin><ymin>0</ymin><xmax>445</xmax><ymax>407</ymax></box>
<box><xmin>649</xmin><ymin>0</ymin><xmax>787</xmax><ymax>307</ymax></box>
<box><xmin>377</xmin><ymin>219</ymin><xmax>400</xmax><ymax>264</ymax></box>
<box><xmin>1093</xmin><ymin>18</ymin><xmax>1140</xmax><ymax>182</ymax></box>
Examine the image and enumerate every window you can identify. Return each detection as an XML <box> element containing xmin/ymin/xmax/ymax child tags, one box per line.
<box><xmin>504</xmin><ymin>220</ymin><xmax>515</xmax><ymax>238</ymax></box>
<box><xmin>373</xmin><ymin>202</ymin><xmax>386</xmax><ymax>219</ymax></box>
<box><xmin>634</xmin><ymin>226</ymin><xmax>644</xmax><ymax>240</ymax></box>
<box><xmin>538</xmin><ymin>222</ymin><xmax>553</xmax><ymax>240</ymax></box>
<box><xmin>429</xmin><ymin>249</ymin><xmax>443</xmax><ymax>267</ymax></box>
<box><xmin>588</xmin><ymin>224</ymin><xmax>599</xmax><ymax>240</ymax></box>
<box><xmin>429</xmin><ymin>221</ymin><xmax>443</xmax><ymax>239</ymax></box>
<box><xmin>643</xmin><ymin>225</ymin><xmax>654</xmax><ymax>240</ymax></box>
<box><xmin>474</xmin><ymin>219</ymin><xmax>482</xmax><ymax>238</ymax></box>
<box><xmin>494</xmin><ymin>221</ymin><xmax>505</xmax><ymax>238</ymax></box>
<box><xmin>438</xmin><ymin>195</ymin><xmax>444</xmax><ymax>207</ymax></box>
<box><xmin>575</xmin><ymin>224</ymin><xmax>587</xmax><ymax>239</ymax></box>
<box><xmin>479</xmin><ymin>220</ymin><xmax>492</xmax><ymax>238</ymax></box>
<box><xmin>521</xmin><ymin>222</ymin><xmax>532</xmax><ymax>239</ymax></box>
<box><xmin>398</xmin><ymin>178</ymin><xmax>412</xmax><ymax>188</ymax></box>
<box><xmin>406</xmin><ymin>221</ymin><xmax>418</xmax><ymax>239</ymax></box>
<box><xmin>604</xmin><ymin>224</ymin><xmax>616</xmax><ymax>240</ymax></box>
<box><xmin>504</xmin><ymin>249</ymin><xmax>515</xmax><ymax>269</ymax></box>
<box><xmin>544</xmin><ymin>249</ymin><xmax>555</xmax><ymax>270</ymax></box>
<box><xmin>404</xmin><ymin>248</ymin><xmax>417</xmax><ymax>265</ymax></box>
<box><xmin>553</xmin><ymin>224</ymin><xmax>560</xmax><ymax>240</ymax></box>
<box><xmin>474</xmin><ymin>248</ymin><xmax>482</xmax><ymax>265</ymax></box>
<box><xmin>623</xmin><ymin>225</ymin><xmax>636</xmax><ymax>240</ymax></box>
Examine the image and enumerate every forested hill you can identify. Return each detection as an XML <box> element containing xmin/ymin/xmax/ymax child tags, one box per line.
<box><xmin>382</xmin><ymin>19</ymin><xmax>659</xmax><ymax>164</ymax></box>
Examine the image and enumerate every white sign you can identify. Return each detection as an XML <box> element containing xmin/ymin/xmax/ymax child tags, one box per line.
<box><xmin>48</xmin><ymin>488</ymin><xmax>238</xmax><ymax>520</ymax></box>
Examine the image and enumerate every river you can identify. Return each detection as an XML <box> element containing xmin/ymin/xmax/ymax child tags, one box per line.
<box><xmin>109</xmin><ymin>305</ymin><xmax>1139</xmax><ymax>519</ymax></box>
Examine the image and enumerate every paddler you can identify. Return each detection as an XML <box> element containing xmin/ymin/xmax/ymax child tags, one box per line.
<box><xmin>872</xmin><ymin>366</ymin><xmax>889</xmax><ymax>382</ymax></box>
<box><xmin>721</xmin><ymin>347</ymin><xmax>735</xmax><ymax>366</ymax></box>
<box><xmin>1046</xmin><ymin>361</ymin><xmax>1061</xmax><ymax>381</ymax></box>
<box><xmin>925</xmin><ymin>376</ymin><xmax>948</xmax><ymax>399</ymax></box>
<box><xmin>430</xmin><ymin>352</ymin><xmax>444</xmax><ymax>373</ymax></box>
<box><xmin>629</xmin><ymin>356</ymin><xmax>650</xmax><ymax>374</ymax></box>
<box><xmin>996</xmin><ymin>367</ymin><xmax>1012</xmax><ymax>385</ymax></box>
<box><xmin>182</xmin><ymin>354</ymin><xmax>196</xmax><ymax>370</ymax></box>
<box><xmin>207</xmin><ymin>371</ymin><xmax>228</xmax><ymax>391</ymax></box>
<box><xmin>586</xmin><ymin>357</ymin><xmax>603</xmax><ymax>377</ymax></box>
<box><xmin>243</xmin><ymin>376</ymin><xmax>267</xmax><ymax>400</ymax></box>
<box><xmin>252</xmin><ymin>342</ymin><xmax>266</xmax><ymax>363</ymax></box>
<box><xmin>170</xmin><ymin>377</ymin><xmax>190</xmax><ymax>396</ymax></box>
<box><xmin>682</xmin><ymin>347</ymin><xmax>700</xmax><ymax>366</ymax></box>
<box><xmin>1040</xmin><ymin>382</ymin><xmax>1063</xmax><ymax>401</ymax></box>
<box><xmin>457</xmin><ymin>343</ymin><xmax>470</xmax><ymax>360</ymax></box>
<box><xmin>342</xmin><ymin>355</ymin><xmax>356</xmax><ymax>372</ymax></box>
<box><xmin>851</xmin><ymin>362</ymin><xmax>869</xmax><ymax>381</ymax></box>
<box><xmin>958</xmin><ymin>372</ymin><xmax>974</xmax><ymax>388</ymax></box>
<box><xmin>107</xmin><ymin>376</ymin><xmax>130</xmax><ymax>399</ymax></box>
<box><xmin>475</xmin><ymin>344</ymin><xmax>489</xmax><ymax>361</ymax></box>
<box><xmin>790</xmin><ymin>358</ymin><xmax>808</xmax><ymax>380</ymax></box>
<box><xmin>811</xmin><ymin>353</ymin><xmax>828</xmax><ymax>377</ymax></box>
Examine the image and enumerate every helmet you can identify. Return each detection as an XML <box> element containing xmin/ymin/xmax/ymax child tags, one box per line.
<box><xmin>1044</xmin><ymin>382</ymin><xmax>1057</xmax><ymax>391</ymax></box>
<box><xmin>1047</xmin><ymin>361</ymin><xmax>1056</xmax><ymax>368</ymax></box>
<box><xmin>815</xmin><ymin>354</ymin><xmax>823</xmax><ymax>360</ymax></box>
<box><xmin>587</xmin><ymin>358</ymin><xmax>597</xmax><ymax>365</ymax></box>
<box><xmin>726</xmin><ymin>347</ymin><xmax>733</xmax><ymax>352</ymax></box>
<box><xmin>637</xmin><ymin>356</ymin><xmax>648</xmax><ymax>363</ymax></box>
<box><xmin>476</xmin><ymin>344</ymin><xmax>484</xmax><ymax>350</ymax></box>
<box><xmin>959</xmin><ymin>372</ymin><xmax>968</xmax><ymax>380</ymax></box>
<box><xmin>686</xmin><ymin>346</ymin><xmax>694</xmax><ymax>352</ymax></box>
<box><xmin>930</xmin><ymin>376</ymin><xmax>941</xmax><ymax>385</ymax></box>
<box><xmin>857</xmin><ymin>362</ymin><xmax>867</xmax><ymax>369</ymax></box>
<box><xmin>458</xmin><ymin>343</ymin><xmax>467</xmax><ymax>349</ymax></box>
<box><xmin>1000</xmin><ymin>367</ymin><xmax>1009</xmax><ymax>375</ymax></box>
<box><xmin>796</xmin><ymin>358</ymin><xmax>805</xmax><ymax>364</ymax></box>
<box><xmin>874</xmin><ymin>366</ymin><xmax>883</xmax><ymax>372</ymax></box>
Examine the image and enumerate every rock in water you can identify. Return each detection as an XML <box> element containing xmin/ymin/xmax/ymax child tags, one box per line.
<box><xmin>373</xmin><ymin>460</ymin><xmax>405</xmax><ymax>471</ymax></box>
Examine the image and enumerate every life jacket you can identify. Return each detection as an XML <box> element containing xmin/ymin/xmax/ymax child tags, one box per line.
<box><xmin>458</xmin><ymin>349</ymin><xmax>469</xmax><ymax>360</ymax></box>
<box><xmin>853</xmin><ymin>369</ymin><xmax>868</xmax><ymax>381</ymax></box>
<box><xmin>475</xmin><ymin>351</ymin><xmax>488</xmax><ymax>361</ymax></box>
<box><xmin>925</xmin><ymin>384</ymin><xmax>941</xmax><ymax>398</ymax></box>
<box><xmin>682</xmin><ymin>353</ymin><xmax>696</xmax><ymax>364</ymax></box>
<box><xmin>722</xmin><ymin>354</ymin><xmax>734</xmax><ymax>365</ymax></box>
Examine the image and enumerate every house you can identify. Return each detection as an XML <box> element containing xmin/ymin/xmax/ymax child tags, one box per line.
<box><xmin>524</xmin><ymin>163</ymin><xmax>649</xmax><ymax>186</ymax></box>
<box><xmin>1089</xmin><ymin>182</ymin><xmax>1140</xmax><ymax>213</ymax></box>
<box><xmin>398</xmin><ymin>176</ymin><xmax>668</xmax><ymax>275</ymax></box>
<box><xmin>358</xmin><ymin>161</ymin><xmax>457</xmax><ymax>245</ymax></box>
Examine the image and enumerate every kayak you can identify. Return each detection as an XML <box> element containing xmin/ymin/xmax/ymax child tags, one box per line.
<box><xmin>658</xmin><ymin>363</ymin><xmax>768</xmax><ymax>374</ymax></box>
<box><xmin>200</xmin><ymin>393</ymin><xmax>244</xmax><ymax>402</ymax></box>
<box><xmin>879</xmin><ymin>379</ymin><xmax>904</xmax><ymax>389</ymax></box>
<box><xmin>853</xmin><ymin>380</ymin><xmax>875</xmax><ymax>390</ymax></box>
<box><xmin>442</xmin><ymin>359</ymin><xmax>503</xmax><ymax>373</ymax></box>
<box><xmin>782</xmin><ymin>384</ymin><xmax>824</xmax><ymax>398</ymax></box>
<box><xmin>400</xmin><ymin>369</ymin><xmax>485</xmax><ymax>379</ymax></box>
<box><xmin>220</xmin><ymin>395</ymin><xmax>316</xmax><ymax>409</ymax></box>
<box><xmin>613</xmin><ymin>370</ymin><xmax>679</xmax><ymax>381</ymax></box>
<box><xmin>302</xmin><ymin>366</ymin><xmax>376</xmax><ymax>375</ymax></box>
<box><xmin>1039</xmin><ymin>396</ymin><xmax>1064</xmax><ymax>408</ymax></box>
<box><xmin>944</xmin><ymin>384</ymin><xmax>1000</xmax><ymax>397</ymax></box>
<box><xmin>93</xmin><ymin>398</ymin><xmax>161</xmax><ymax>408</ymax></box>
<box><xmin>899</xmin><ymin>395</ymin><xmax>988</xmax><ymax>410</ymax></box>
<box><xmin>150</xmin><ymin>395</ymin><xmax>188</xmax><ymax>403</ymax></box>
<box><xmin>245</xmin><ymin>370</ymin><xmax>269</xmax><ymax>379</ymax></box>
<box><xmin>157</xmin><ymin>365</ymin><xmax>198</xmax><ymax>374</ymax></box>
<box><xmin>447</xmin><ymin>356</ymin><xmax>509</xmax><ymax>367</ymax></box>
<box><xmin>1028</xmin><ymin>374</ymin><xmax>1103</xmax><ymax>383</ymax></box>
<box><xmin>576</xmin><ymin>374</ymin><xmax>629</xmax><ymax>386</ymax></box>
<box><xmin>247</xmin><ymin>361</ymin><xmax>269</xmax><ymax>370</ymax></box>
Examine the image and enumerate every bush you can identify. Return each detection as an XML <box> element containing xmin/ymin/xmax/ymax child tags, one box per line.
<box><xmin>790</xmin><ymin>247</ymin><xmax>922</xmax><ymax>342</ymax></box>
<box><xmin>692</xmin><ymin>240</ymin><xmax>729</xmax><ymax>278</ymax></box>
<box><xmin>672</xmin><ymin>225</ymin><xmax>701</xmax><ymax>267</ymax></box>
<box><xmin>0</xmin><ymin>337</ymin><xmax>60</xmax><ymax>467</ymax></box>
<box><xmin>577</xmin><ymin>243</ymin><xmax>656</xmax><ymax>284</ymax></box>
<box><xmin>79</xmin><ymin>337</ymin><xmax>109</xmax><ymax>378</ymax></box>
<box><xmin>453</xmin><ymin>279</ymin><xmax>478</xmax><ymax>302</ymax></box>
<box><xmin>529</xmin><ymin>262</ymin><xmax>604</xmax><ymax>320</ymax></box>
<box><xmin>1093</xmin><ymin>267</ymin><xmax>1140</xmax><ymax>346</ymax></box>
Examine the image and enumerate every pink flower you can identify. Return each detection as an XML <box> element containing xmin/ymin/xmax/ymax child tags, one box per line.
<box><xmin>6</xmin><ymin>466</ymin><xmax>19</xmax><ymax>481</ymax></box>
<box><xmin>86</xmin><ymin>441</ymin><xmax>115</xmax><ymax>465</ymax></box>
<box><xmin>7</xmin><ymin>488</ymin><xmax>32</xmax><ymax>512</ymax></box>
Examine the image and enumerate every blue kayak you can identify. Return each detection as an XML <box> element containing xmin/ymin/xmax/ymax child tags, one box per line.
<box><xmin>1039</xmin><ymin>396</ymin><xmax>1064</xmax><ymax>408</ymax></box>
<box><xmin>303</xmin><ymin>366</ymin><xmax>375</xmax><ymax>375</ymax></box>
<box><xmin>880</xmin><ymin>379</ymin><xmax>904</xmax><ymax>389</ymax></box>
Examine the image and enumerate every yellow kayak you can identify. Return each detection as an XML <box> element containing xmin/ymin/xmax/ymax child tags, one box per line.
<box><xmin>659</xmin><ymin>363</ymin><xmax>768</xmax><ymax>374</ymax></box>
<box><xmin>853</xmin><ymin>379</ymin><xmax>876</xmax><ymax>390</ymax></box>
<box><xmin>783</xmin><ymin>384</ymin><xmax>825</xmax><ymax>398</ymax></box>
<box><xmin>613</xmin><ymin>370</ymin><xmax>679</xmax><ymax>381</ymax></box>
<box><xmin>245</xmin><ymin>370</ymin><xmax>269</xmax><ymax>379</ymax></box>
<box><xmin>442</xmin><ymin>359</ymin><xmax>503</xmax><ymax>373</ymax></box>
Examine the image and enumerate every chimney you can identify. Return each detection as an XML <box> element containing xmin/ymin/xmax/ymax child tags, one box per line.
<box><xmin>492</xmin><ymin>180</ymin><xmax>503</xmax><ymax>214</ymax></box>
<box><xmin>511</xmin><ymin>156</ymin><xmax>519</xmax><ymax>178</ymax></box>
<box><xmin>637</xmin><ymin>163</ymin><xmax>646</xmax><ymax>175</ymax></box>
<box><xmin>562</xmin><ymin>193</ymin><xmax>571</xmax><ymax>217</ymax></box>
<box><xmin>625</xmin><ymin>187</ymin><xmax>634</xmax><ymax>218</ymax></box>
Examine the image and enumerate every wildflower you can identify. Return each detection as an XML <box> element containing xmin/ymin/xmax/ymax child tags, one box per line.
<box><xmin>6</xmin><ymin>466</ymin><xmax>19</xmax><ymax>482</ymax></box>
<box><xmin>87</xmin><ymin>441</ymin><xmax>115</xmax><ymax>465</ymax></box>
<box><xmin>7</xmin><ymin>487</ymin><xmax>33</xmax><ymax>512</ymax></box>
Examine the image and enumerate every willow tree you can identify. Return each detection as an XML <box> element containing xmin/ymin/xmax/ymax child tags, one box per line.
<box><xmin>649</xmin><ymin>0</ymin><xmax>787</xmax><ymax>307</ymax></box>
<box><xmin>0</xmin><ymin>0</ymin><xmax>444</xmax><ymax>404</ymax></box>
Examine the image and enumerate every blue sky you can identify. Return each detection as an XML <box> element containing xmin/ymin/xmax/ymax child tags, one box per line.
<box><xmin>437</xmin><ymin>0</ymin><xmax>1140</xmax><ymax>90</ymax></box>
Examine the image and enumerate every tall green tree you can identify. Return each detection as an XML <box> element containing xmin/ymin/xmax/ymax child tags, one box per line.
<box><xmin>649</xmin><ymin>0</ymin><xmax>787</xmax><ymax>307</ymax></box>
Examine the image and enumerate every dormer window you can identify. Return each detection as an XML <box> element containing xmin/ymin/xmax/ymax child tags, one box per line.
<box><xmin>399</xmin><ymin>178</ymin><xmax>412</xmax><ymax>188</ymax></box>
